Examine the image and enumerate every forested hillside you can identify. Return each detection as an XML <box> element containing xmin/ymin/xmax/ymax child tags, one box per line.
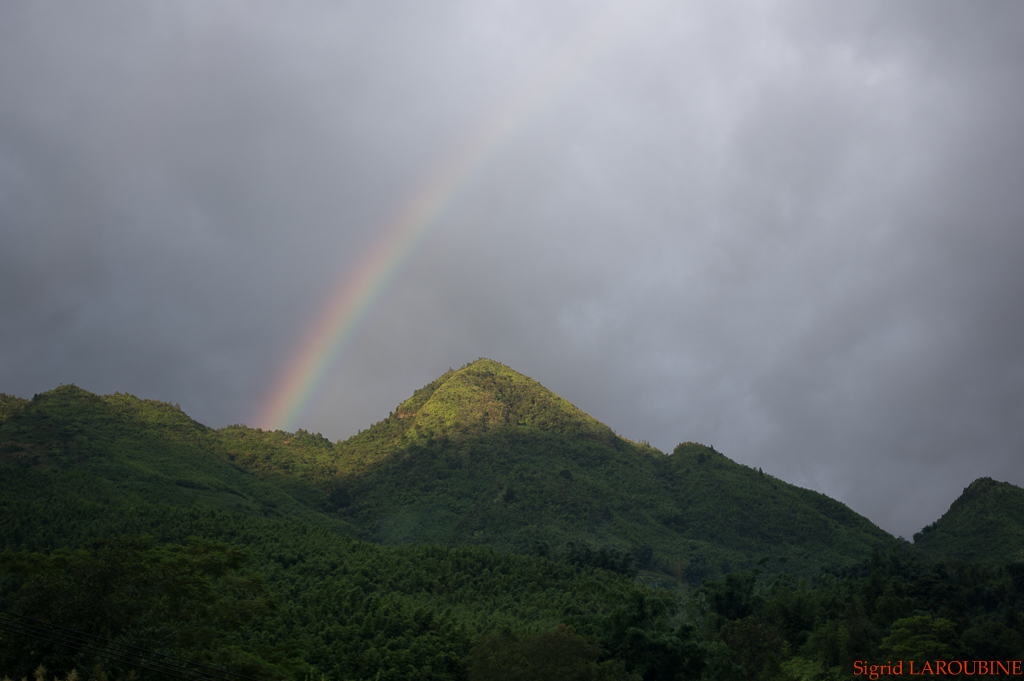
<box><xmin>913</xmin><ymin>477</ymin><xmax>1024</xmax><ymax>563</ymax></box>
<box><xmin>215</xmin><ymin>359</ymin><xmax>897</xmax><ymax>579</ymax></box>
<box><xmin>4</xmin><ymin>511</ymin><xmax>1022</xmax><ymax>680</ymax></box>
<box><xmin>0</xmin><ymin>384</ymin><xmax>352</xmax><ymax>549</ymax></box>
<box><xmin>2</xmin><ymin>365</ymin><xmax>1023</xmax><ymax>680</ymax></box>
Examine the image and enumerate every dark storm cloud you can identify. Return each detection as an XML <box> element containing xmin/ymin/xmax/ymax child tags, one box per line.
<box><xmin>2</xmin><ymin>0</ymin><xmax>1022</xmax><ymax>538</ymax></box>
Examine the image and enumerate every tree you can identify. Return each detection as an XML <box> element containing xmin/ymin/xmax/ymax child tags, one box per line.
<box><xmin>879</xmin><ymin>615</ymin><xmax>959</xmax><ymax>663</ymax></box>
<box><xmin>719</xmin><ymin>617</ymin><xmax>785</xmax><ymax>681</ymax></box>
<box><xmin>468</xmin><ymin>626</ymin><xmax>637</xmax><ymax>681</ymax></box>
<box><xmin>0</xmin><ymin>536</ymin><xmax>276</xmax><ymax>680</ymax></box>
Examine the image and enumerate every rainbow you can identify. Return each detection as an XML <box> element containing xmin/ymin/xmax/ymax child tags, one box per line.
<box><xmin>257</xmin><ymin>6</ymin><xmax>633</xmax><ymax>432</ymax></box>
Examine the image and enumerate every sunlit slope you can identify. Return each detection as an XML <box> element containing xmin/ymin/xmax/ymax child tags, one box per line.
<box><xmin>0</xmin><ymin>385</ymin><xmax>353</xmax><ymax>550</ymax></box>
<box><xmin>219</xmin><ymin>359</ymin><xmax>896</xmax><ymax>578</ymax></box>
<box><xmin>213</xmin><ymin>358</ymin><xmax>622</xmax><ymax>481</ymax></box>
<box><xmin>331</xmin><ymin>358</ymin><xmax>620</xmax><ymax>471</ymax></box>
<box><xmin>913</xmin><ymin>477</ymin><xmax>1024</xmax><ymax>563</ymax></box>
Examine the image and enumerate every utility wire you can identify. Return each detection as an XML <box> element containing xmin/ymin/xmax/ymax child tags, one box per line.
<box><xmin>0</xmin><ymin>610</ymin><xmax>264</xmax><ymax>681</ymax></box>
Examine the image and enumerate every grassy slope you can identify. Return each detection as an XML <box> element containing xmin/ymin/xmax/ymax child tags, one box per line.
<box><xmin>913</xmin><ymin>477</ymin><xmax>1024</xmax><ymax>563</ymax></box>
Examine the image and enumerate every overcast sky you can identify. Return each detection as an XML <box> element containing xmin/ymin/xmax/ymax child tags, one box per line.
<box><xmin>3</xmin><ymin>0</ymin><xmax>1022</xmax><ymax>539</ymax></box>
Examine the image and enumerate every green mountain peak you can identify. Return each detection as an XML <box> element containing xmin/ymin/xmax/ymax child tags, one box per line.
<box><xmin>394</xmin><ymin>358</ymin><xmax>615</xmax><ymax>442</ymax></box>
<box><xmin>328</xmin><ymin>359</ymin><xmax>621</xmax><ymax>473</ymax></box>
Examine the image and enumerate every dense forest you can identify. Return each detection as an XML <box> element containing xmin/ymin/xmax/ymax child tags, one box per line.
<box><xmin>214</xmin><ymin>361</ymin><xmax>897</xmax><ymax>580</ymax></box>
<box><xmin>2</xmin><ymin>361</ymin><xmax>1022</xmax><ymax>679</ymax></box>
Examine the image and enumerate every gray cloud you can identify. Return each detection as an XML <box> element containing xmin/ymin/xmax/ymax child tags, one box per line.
<box><xmin>2</xmin><ymin>0</ymin><xmax>1022</xmax><ymax>538</ymax></box>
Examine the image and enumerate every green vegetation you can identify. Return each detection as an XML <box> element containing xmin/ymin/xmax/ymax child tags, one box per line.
<box><xmin>0</xmin><ymin>385</ymin><xmax>354</xmax><ymax>551</ymax></box>
<box><xmin>913</xmin><ymin>477</ymin><xmax>1024</xmax><ymax>564</ymax></box>
<box><xmin>2</xmin><ymin>360</ymin><xmax>1022</xmax><ymax>680</ymax></box>
<box><xmin>1</xmin><ymin>536</ymin><xmax>274</xmax><ymax>679</ymax></box>
<box><xmin>0</xmin><ymin>505</ymin><xmax>695</xmax><ymax>680</ymax></box>
<box><xmin>4</xmin><ymin>524</ymin><xmax>1022</xmax><ymax>680</ymax></box>
<box><xmin>693</xmin><ymin>548</ymin><xmax>1024</xmax><ymax>678</ymax></box>
<box><xmin>214</xmin><ymin>360</ymin><xmax>896</xmax><ymax>579</ymax></box>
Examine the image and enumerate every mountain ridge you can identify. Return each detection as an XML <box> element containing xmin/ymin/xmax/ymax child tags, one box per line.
<box><xmin>203</xmin><ymin>359</ymin><xmax>899</xmax><ymax>578</ymax></box>
<box><xmin>10</xmin><ymin>360</ymin><xmax>1018</xmax><ymax>579</ymax></box>
<box><xmin>913</xmin><ymin>476</ymin><xmax>1024</xmax><ymax>563</ymax></box>
<box><xmin>0</xmin><ymin>384</ymin><xmax>355</xmax><ymax>552</ymax></box>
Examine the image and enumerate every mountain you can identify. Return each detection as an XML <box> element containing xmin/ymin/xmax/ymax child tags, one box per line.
<box><xmin>1</xmin><ymin>360</ymin><xmax>897</xmax><ymax>579</ymax></box>
<box><xmin>4</xmin><ymin>366</ymin><xmax>1024</xmax><ymax>679</ymax></box>
<box><xmin>217</xmin><ymin>359</ymin><xmax>897</xmax><ymax>579</ymax></box>
<box><xmin>1</xmin><ymin>383</ymin><xmax>674</xmax><ymax>680</ymax></box>
<box><xmin>913</xmin><ymin>477</ymin><xmax>1024</xmax><ymax>563</ymax></box>
<box><xmin>0</xmin><ymin>384</ymin><xmax>353</xmax><ymax>551</ymax></box>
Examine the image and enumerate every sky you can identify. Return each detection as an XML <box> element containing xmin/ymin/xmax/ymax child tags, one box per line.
<box><xmin>2</xmin><ymin>0</ymin><xmax>1022</xmax><ymax>540</ymax></box>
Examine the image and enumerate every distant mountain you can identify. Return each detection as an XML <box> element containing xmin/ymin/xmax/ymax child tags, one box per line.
<box><xmin>217</xmin><ymin>359</ymin><xmax>897</xmax><ymax>579</ymax></box>
<box><xmin>913</xmin><ymin>477</ymin><xmax>1024</xmax><ymax>563</ymax></box>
